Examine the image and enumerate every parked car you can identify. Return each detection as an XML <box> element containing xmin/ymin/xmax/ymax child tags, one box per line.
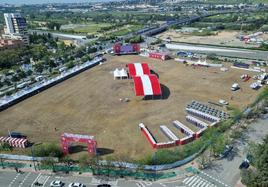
<box><xmin>68</xmin><ymin>183</ymin><xmax>85</xmax><ymax>187</ymax></box>
<box><xmin>219</xmin><ymin>99</ymin><xmax>229</xmax><ymax>105</ymax></box>
<box><xmin>231</xmin><ymin>83</ymin><xmax>240</xmax><ymax>91</ymax></box>
<box><xmin>219</xmin><ymin>145</ymin><xmax>233</xmax><ymax>159</ymax></box>
<box><xmin>239</xmin><ymin>159</ymin><xmax>250</xmax><ymax>169</ymax></box>
<box><xmin>97</xmin><ymin>185</ymin><xmax>111</xmax><ymax>187</ymax></box>
<box><xmin>9</xmin><ymin>131</ymin><xmax>26</xmax><ymax>139</ymax></box>
<box><xmin>50</xmin><ymin>180</ymin><xmax>64</xmax><ymax>187</ymax></box>
<box><xmin>34</xmin><ymin>181</ymin><xmax>42</xmax><ymax>186</ymax></box>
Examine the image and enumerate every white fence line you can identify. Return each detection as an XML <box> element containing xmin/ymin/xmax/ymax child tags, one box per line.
<box><xmin>0</xmin><ymin>57</ymin><xmax>103</xmax><ymax>110</ymax></box>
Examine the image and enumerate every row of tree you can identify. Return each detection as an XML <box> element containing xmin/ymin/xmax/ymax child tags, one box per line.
<box><xmin>241</xmin><ymin>135</ymin><xmax>268</xmax><ymax>187</ymax></box>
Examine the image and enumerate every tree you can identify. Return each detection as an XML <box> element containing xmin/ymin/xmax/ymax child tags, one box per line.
<box><xmin>209</xmin><ymin>135</ymin><xmax>228</xmax><ymax>157</ymax></box>
<box><xmin>78</xmin><ymin>154</ymin><xmax>99</xmax><ymax>174</ymax></box>
<box><xmin>66</xmin><ymin>61</ymin><xmax>75</xmax><ymax>69</ymax></box>
<box><xmin>33</xmin><ymin>143</ymin><xmax>63</xmax><ymax>158</ymax></box>
<box><xmin>41</xmin><ymin>157</ymin><xmax>56</xmax><ymax>172</ymax></box>
<box><xmin>34</xmin><ymin>63</ymin><xmax>44</xmax><ymax>73</ymax></box>
<box><xmin>47</xmin><ymin>21</ymin><xmax>61</xmax><ymax>31</ymax></box>
<box><xmin>241</xmin><ymin>135</ymin><xmax>268</xmax><ymax>187</ymax></box>
<box><xmin>197</xmin><ymin>153</ymin><xmax>212</xmax><ymax>169</ymax></box>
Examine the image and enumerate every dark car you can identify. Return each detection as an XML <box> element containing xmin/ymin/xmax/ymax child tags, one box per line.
<box><xmin>239</xmin><ymin>160</ymin><xmax>250</xmax><ymax>169</ymax></box>
<box><xmin>9</xmin><ymin>132</ymin><xmax>26</xmax><ymax>139</ymax></box>
<box><xmin>97</xmin><ymin>184</ymin><xmax>111</xmax><ymax>187</ymax></box>
<box><xmin>219</xmin><ymin>145</ymin><xmax>233</xmax><ymax>159</ymax></box>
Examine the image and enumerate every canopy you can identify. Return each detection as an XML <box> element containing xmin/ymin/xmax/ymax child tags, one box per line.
<box><xmin>114</xmin><ymin>68</ymin><xmax>128</xmax><ymax>79</ymax></box>
<box><xmin>113</xmin><ymin>68</ymin><xmax>120</xmax><ymax>79</ymax></box>
<box><xmin>128</xmin><ymin>63</ymin><xmax>150</xmax><ymax>77</ymax></box>
<box><xmin>133</xmin><ymin>75</ymin><xmax>162</xmax><ymax>96</ymax></box>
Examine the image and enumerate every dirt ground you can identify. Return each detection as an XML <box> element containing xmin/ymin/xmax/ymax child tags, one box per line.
<box><xmin>0</xmin><ymin>55</ymin><xmax>263</xmax><ymax>160</ymax></box>
<box><xmin>157</xmin><ymin>30</ymin><xmax>268</xmax><ymax>48</ymax></box>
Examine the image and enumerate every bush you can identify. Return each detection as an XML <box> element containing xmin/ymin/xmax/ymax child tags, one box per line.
<box><xmin>125</xmin><ymin>35</ymin><xmax>144</xmax><ymax>43</ymax></box>
<box><xmin>0</xmin><ymin>143</ymin><xmax>13</xmax><ymax>151</ymax></box>
<box><xmin>66</xmin><ymin>61</ymin><xmax>75</xmax><ymax>69</ymax></box>
<box><xmin>32</xmin><ymin>143</ymin><xmax>63</xmax><ymax>158</ymax></box>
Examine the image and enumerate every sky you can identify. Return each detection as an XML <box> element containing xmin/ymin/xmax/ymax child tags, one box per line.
<box><xmin>1</xmin><ymin>0</ymin><xmax>114</xmax><ymax>5</ymax></box>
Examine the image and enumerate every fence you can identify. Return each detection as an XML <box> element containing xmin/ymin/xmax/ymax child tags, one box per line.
<box><xmin>37</xmin><ymin>164</ymin><xmax>176</xmax><ymax>180</ymax></box>
<box><xmin>0</xmin><ymin>142</ymin><xmax>208</xmax><ymax>181</ymax></box>
<box><xmin>0</xmin><ymin>154</ymin><xmax>58</xmax><ymax>162</ymax></box>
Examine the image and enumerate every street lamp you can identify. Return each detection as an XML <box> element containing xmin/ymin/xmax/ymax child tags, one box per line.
<box><xmin>31</xmin><ymin>146</ymin><xmax>37</xmax><ymax>171</ymax></box>
<box><xmin>1</xmin><ymin>158</ymin><xmax>5</xmax><ymax>169</ymax></box>
<box><xmin>152</xmin><ymin>151</ymin><xmax>157</xmax><ymax>181</ymax></box>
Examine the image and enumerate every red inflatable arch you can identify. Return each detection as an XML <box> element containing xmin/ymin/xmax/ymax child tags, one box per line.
<box><xmin>61</xmin><ymin>133</ymin><xmax>97</xmax><ymax>155</ymax></box>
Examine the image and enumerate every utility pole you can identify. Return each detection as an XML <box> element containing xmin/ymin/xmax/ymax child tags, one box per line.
<box><xmin>1</xmin><ymin>158</ymin><xmax>5</xmax><ymax>169</ymax></box>
<box><xmin>31</xmin><ymin>146</ymin><xmax>37</xmax><ymax>171</ymax></box>
<box><xmin>152</xmin><ymin>151</ymin><xmax>157</xmax><ymax>181</ymax></box>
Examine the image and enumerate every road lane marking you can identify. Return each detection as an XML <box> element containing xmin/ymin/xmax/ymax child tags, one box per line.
<box><xmin>19</xmin><ymin>172</ymin><xmax>31</xmax><ymax>187</ymax></box>
<box><xmin>42</xmin><ymin>176</ymin><xmax>50</xmax><ymax>187</ymax></box>
<box><xmin>31</xmin><ymin>173</ymin><xmax>42</xmax><ymax>187</ymax></box>
<box><xmin>136</xmin><ymin>181</ymin><xmax>145</xmax><ymax>187</ymax></box>
<box><xmin>8</xmin><ymin>173</ymin><xmax>21</xmax><ymax>187</ymax></box>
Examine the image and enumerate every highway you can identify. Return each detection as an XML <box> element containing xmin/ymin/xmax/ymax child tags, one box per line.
<box><xmin>165</xmin><ymin>43</ymin><xmax>268</xmax><ymax>60</ymax></box>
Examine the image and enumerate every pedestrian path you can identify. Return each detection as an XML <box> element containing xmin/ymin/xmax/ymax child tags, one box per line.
<box><xmin>135</xmin><ymin>181</ymin><xmax>152</xmax><ymax>187</ymax></box>
<box><xmin>91</xmin><ymin>177</ymin><xmax>118</xmax><ymax>186</ymax></box>
<box><xmin>183</xmin><ymin>175</ymin><xmax>217</xmax><ymax>187</ymax></box>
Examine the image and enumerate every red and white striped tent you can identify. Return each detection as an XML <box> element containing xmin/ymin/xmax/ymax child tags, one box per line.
<box><xmin>128</xmin><ymin>63</ymin><xmax>150</xmax><ymax>77</ymax></box>
<box><xmin>133</xmin><ymin>75</ymin><xmax>162</xmax><ymax>96</ymax></box>
<box><xmin>0</xmin><ymin>136</ymin><xmax>28</xmax><ymax>148</ymax></box>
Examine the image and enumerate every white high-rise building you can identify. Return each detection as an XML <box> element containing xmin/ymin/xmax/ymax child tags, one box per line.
<box><xmin>3</xmin><ymin>13</ymin><xmax>29</xmax><ymax>45</ymax></box>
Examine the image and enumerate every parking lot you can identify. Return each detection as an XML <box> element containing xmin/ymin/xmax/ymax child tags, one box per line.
<box><xmin>0</xmin><ymin>169</ymin><xmax>188</xmax><ymax>187</ymax></box>
<box><xmin>204</xmin><ymin>118</ymin><xmax>268</xmax><ymax>186</ymax></box>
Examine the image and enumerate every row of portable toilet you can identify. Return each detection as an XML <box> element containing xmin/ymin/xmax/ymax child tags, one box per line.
<box><xmin>186</xmin><ymin>115</ymin><xmax>208</xmax><ymax>138</ymax></box>
<box><xmin>139</xmin><ymin>119</ymin><xmax>198</xmax><ymax>149</ymax></box>
<box><xmin>139</xmin><ymin>105</ymin><xmax>223</xmax><ymax>149</ymax></box>
<box><xmin>186</xmin><ymin>108</ymin><xmax>220</xmax><ymax>122</ymax></box>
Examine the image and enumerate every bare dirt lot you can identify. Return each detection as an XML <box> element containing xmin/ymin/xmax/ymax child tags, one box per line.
<box><xmin>157</xmin><ymin>30</ymin><xmax>268</xmax><ymax>48</ymax></box>
<box><xmin>0</xmin><ymin>55</ymin><xmax>262</xmax><ymax>160</ymax></box>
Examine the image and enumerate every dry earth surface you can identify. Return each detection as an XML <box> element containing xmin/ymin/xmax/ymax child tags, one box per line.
<box><xmin>0</xmin><ymin>54</ymin><xmax>262</xmax><ymax>160</ymax></box>
<box><xmin>157</xmin><ymin>30</ymin><xmax>268</xmax><ymax>48</ymax></box>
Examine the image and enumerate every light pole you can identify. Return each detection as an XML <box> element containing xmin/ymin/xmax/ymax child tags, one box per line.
<box><xmin>152</xmin><ymin>151</ymin><xmax>157</xmax><ymax>181</ymax></box>
<box><xmin>31</xmin><ymin>146</ymin><xmax>37</xmax><ymax>171</ymax></box>
<box><xmin>1</xmin><ymin>158</ymin><xmax>5</xmax><ymax>169</ymax></box>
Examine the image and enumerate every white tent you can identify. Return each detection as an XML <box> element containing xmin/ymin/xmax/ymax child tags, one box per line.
<box><xmin>113</xmin><ymin>68</ymin><xmax>121</xmax><ymax>79</ymax></box>
<box><xmin>119</xmin><ymin>68</ymin><xmax>128</xmax><ymax>78</ymax></box>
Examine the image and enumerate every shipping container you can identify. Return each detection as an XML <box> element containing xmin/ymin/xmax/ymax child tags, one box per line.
<box><xmin>234</xmin><ymin>62</ymin><xmax>250</xmax><ymax>69</ymax></box>
<box><xmin>149</xmin><ymin>52</ymin><xmax>170</xmax><ymax>60</ymax></box>
<box><xmin>113</xmin><ymin>43</ymin><xmax>140</xmax><ymax>55</ymax></box>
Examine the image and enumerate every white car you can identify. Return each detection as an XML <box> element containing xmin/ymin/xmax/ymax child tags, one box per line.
<box><xmin>231</xmin><ymin>83</ymin><xmax>240</xmax><ymax>91</ymax></box>
<box><xmin>219</xmin><ymin>99</ymin><xmax>229</xmax><ymax>105</ymax></box>
<box><xmin>68</xmin><ymin>183</ymin><xmax>85</xmax><ymax>187</ymax></box>
<box><xmin>50</xmin><ymin>180</ymin><xmax>64</xmax><ymax>187</ymax></box>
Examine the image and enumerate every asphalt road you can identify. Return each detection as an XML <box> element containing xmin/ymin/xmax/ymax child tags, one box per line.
<box><xmin>165</xmin><ymin>43</ymin><xmax>268</xmax><ymax>60</ymax></box>
<box><xmin>0</xmin><ymin>167</ymin><xmax>232</xmax><ymax>187</ymax></box>
<box><xmin>204</xmin><ymin>118</ymin><xmax>268</xmax><ymax>187</ymax></box>
<box><xmin>0</xmin><ymin>170</ymin><xmax>187</xmax><ymax>187</ymax></box>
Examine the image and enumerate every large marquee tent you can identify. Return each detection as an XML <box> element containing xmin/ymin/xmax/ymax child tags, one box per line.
<box><xmin>128</xmin><ymin>63</ymin><xmax>150</xmax><ymax>77</ymax></box>
<box><xmin>133</xmin><ymin>74</ymin><xmax>162</xmax><ymax>96</ymax></box>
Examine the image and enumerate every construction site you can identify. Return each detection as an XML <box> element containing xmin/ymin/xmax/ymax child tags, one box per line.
<box><xmin>157</xmin><ymin>29</ymin><xmax>268</xmax><ymax>48</ymax></box>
